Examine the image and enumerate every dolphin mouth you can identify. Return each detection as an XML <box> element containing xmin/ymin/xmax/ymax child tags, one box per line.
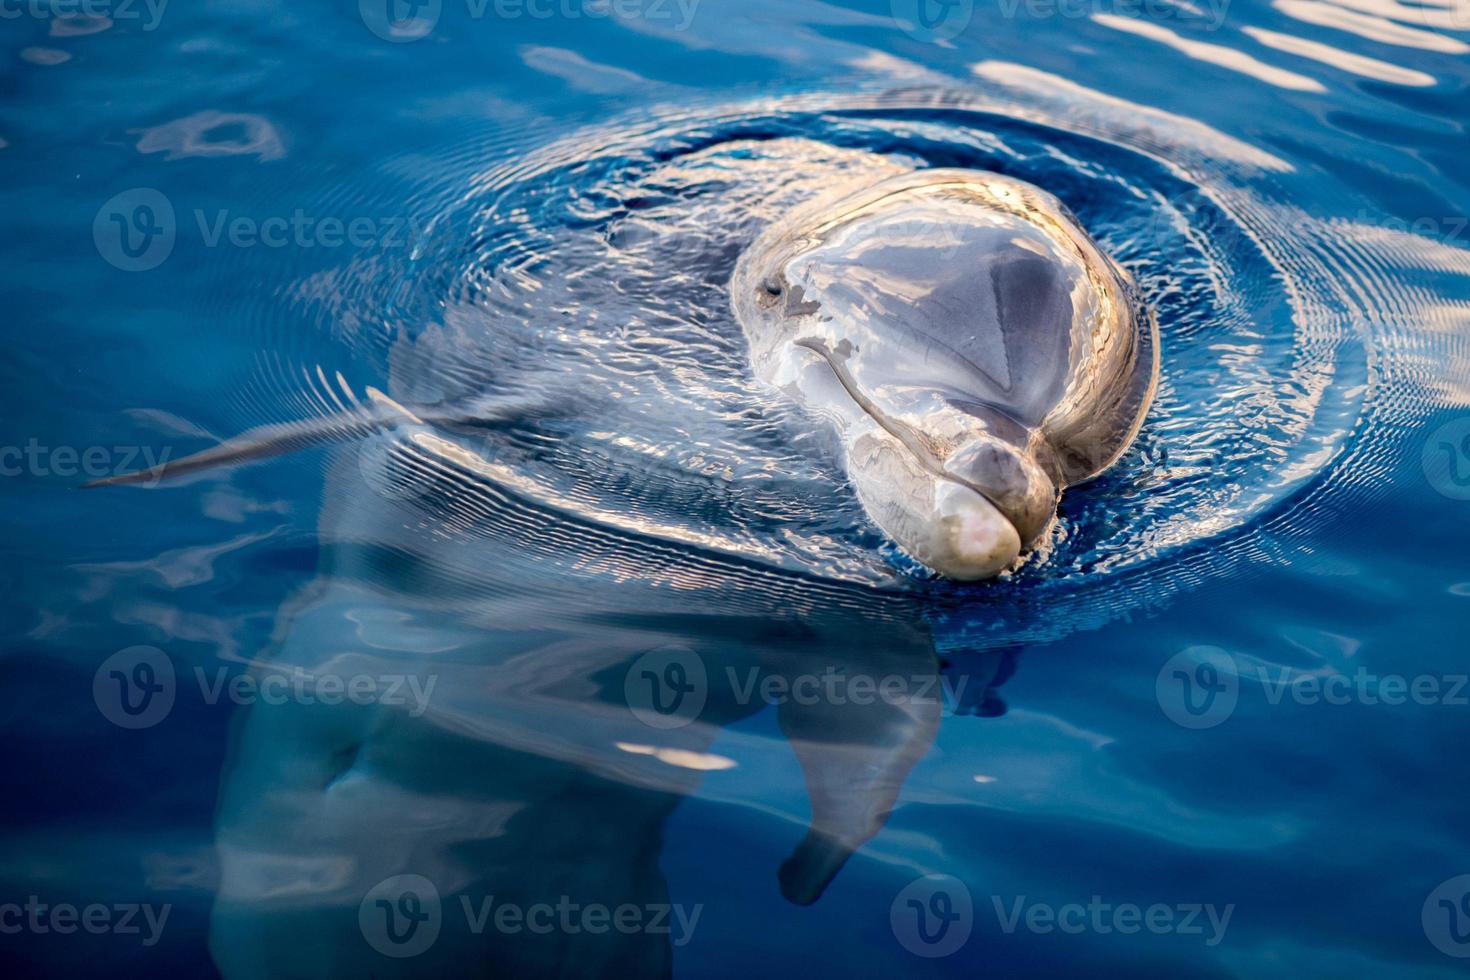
<box><xmin>791</xmin><ymin>336</ymin><xmax>1026</xmax><ymax>550</ymax></box>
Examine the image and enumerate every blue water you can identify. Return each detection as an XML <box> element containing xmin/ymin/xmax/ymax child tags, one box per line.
<box><xmin>4</xmin><ymin>0</ymin><xmax>1470</xmax><ymax>976</ymax></box>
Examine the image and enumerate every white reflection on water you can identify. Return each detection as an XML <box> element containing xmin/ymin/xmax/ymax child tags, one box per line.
<box><xmin>1092</xmin><ymin>14</ymin><xmax>1327</xmax><ymax>92</ymax></box>
<box><xmin>1242</xmin><ymin>25</ymin><xmax>1437</xmax><ymax>86</ymax></box>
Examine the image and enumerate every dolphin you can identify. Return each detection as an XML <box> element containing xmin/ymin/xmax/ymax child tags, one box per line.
<box><xmin>731</xmin><ymin>168</ymin><xmax>1158</xmax><ymax>579</ymax></box>
<box><xmin>82</xmin><ymin>161</ymin><xmax>1147</xmax><ymax>973</ymax></box>
<box><xmin>87</xmin><ymin>168</ymin><xmax>1154</xmax><ymax>586</ymax></box>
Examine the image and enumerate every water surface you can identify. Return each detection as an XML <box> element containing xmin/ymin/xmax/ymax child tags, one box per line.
<box><xmin>3</xmin><ymin>0</ymin><xmax>1470</xmax><ymax>976</ymax></box>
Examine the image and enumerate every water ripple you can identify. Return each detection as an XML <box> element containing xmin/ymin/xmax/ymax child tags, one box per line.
<box><xmin>203</xmin><ymin>84</ymin><xmax>1468</xmax><ymax>643</ymax></box>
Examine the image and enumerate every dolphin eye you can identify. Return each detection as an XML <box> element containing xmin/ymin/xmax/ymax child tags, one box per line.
<box><xmin>761</xmin><ymin>278</ymin><xmax>783</xmax><ymax>297</ymax></box>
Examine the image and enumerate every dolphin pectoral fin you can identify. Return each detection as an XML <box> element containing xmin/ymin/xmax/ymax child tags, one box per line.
<box><xmin>775</xmin><ymin>660</ymin><xmax>942</xmax><ymax>904</ymax></box>
<box><xmin>778</xmin><ymin>829</ymin><xmax>854</xmax><ymax>906</ymax></box>
<box><xmin>81</xmin><ymin>386</ymin><xmax>541</xmax><ymax>489</ymax></box>
<box><xmin>81</xmin><ymin>389</ymin><xmax>422</xmax><ymax>488</ymax></box>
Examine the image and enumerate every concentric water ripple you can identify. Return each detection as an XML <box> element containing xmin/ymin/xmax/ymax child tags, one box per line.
<box><xmin>216</xmin><ymin>83</ymin><xmax>1470</xmax><ymax>640</ymax></box>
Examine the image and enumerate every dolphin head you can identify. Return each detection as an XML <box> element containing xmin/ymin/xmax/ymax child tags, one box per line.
<box><xmin>732</xmin><ymin>169</ymin><xmax>1156</xmax><ymax>580</ymax></box>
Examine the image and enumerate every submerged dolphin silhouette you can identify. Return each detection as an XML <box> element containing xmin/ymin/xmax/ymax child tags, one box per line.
<box><xmin>204</xmin><ymin>448</ymin><xmax>1021</xmax><ymax>977</ymax></box>
<box><xmin>732</xmin><ymin>168</ymin><xmax>1158</xmax><ymax>579</ymax></box>
<box><xmin>85</xmin><ymin>165</ymin><xmax>1112</xmax><ymax>976</ymax></box>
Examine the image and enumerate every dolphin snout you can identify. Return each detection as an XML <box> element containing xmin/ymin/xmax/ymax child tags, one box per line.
<box><xmin>943</xmin><ymin>435</ymin><xmax>1061</xmax><ymax>548</ymax></box>
<box><xmin>843</xmin><ymin>427</ymin><xmax>1023</xmax><ymax>580</ymax></box>
<box><xmin>935</xmin><ymin>480</ymin><xmax>1023</xmax><ymax>580</ymax></box>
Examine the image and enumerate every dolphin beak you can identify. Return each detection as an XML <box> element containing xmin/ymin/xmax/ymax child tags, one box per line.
<box><xmin>933</xmin><ymin>479</ymin><xmax>1024</xmax><ymax>580</ymax></box>
<box><xmin>787</xmin><ymin>337</ymin><xmax>1028</xmax><ymax>579</ymax></box>
<box><xmin>845</xmin><ymin>425</ymin><xmax>1023</xmax><ymax>581</ymax></box>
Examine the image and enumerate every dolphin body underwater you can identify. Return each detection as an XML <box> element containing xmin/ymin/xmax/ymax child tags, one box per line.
<box><xmin>90</xmin><ymin>166</ymin><xmax>1153</xmax><ymax>974</ymax></box>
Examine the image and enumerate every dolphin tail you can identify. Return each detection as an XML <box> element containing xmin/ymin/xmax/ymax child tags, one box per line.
<box><xmin>81</xmin><ymin>387</ymin><xmax>428</xmax><ymax>489</ymax></box>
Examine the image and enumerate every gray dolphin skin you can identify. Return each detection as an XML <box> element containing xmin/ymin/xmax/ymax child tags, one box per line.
<box><xmin>732</xmin><ymin>168</ymin><xmax>1159</xmax><ymax>579</ymax></box>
